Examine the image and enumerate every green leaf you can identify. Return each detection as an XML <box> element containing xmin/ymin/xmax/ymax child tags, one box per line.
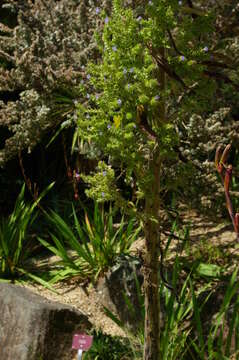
<box><xmin>18</xmin><ymin>268</ymin><xmax>58</xmax><ymax>294</ymax></box>
<box><xmin>190</xmin><ymin>280</ymin><xmax>205</xmax><ymax>358</ymax></box>
<box><xmin>196</xmin><ymin>263</ymin><xmax>222</xmax><ymax>278</ymax></box>
<box><xmin>103</xmin><ymin>306</ymin><xmax>124</xmax><ymax>328</ymax></box>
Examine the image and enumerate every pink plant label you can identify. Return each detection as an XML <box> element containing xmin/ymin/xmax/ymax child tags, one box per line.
<box><xmin>72</xmin><ymin>334</ymin><xmax>93</xmax><ymax>351</ymax></box>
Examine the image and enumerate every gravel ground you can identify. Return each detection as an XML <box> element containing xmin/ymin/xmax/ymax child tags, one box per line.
<box><xmin>22</xmin><ymin>279</ymin><xmax>126</xmax><ymax>337</ymax></box>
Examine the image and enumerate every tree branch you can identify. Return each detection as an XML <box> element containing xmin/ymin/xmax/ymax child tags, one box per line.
<box><xmin>167</xmin><ymin>29</ymin><xmax>183</xmax><ymax>56</ymax></box>
<box><xmin>203</xmin><ymin>70</ymin><xmax>239</xmax><ymax>90</ymax></box>
<box><xmin>136</xmin><ymin>105</ymin><xmax>157</xmax><ymax>142</ymax></box>
<box><xmin>181</xmin><ymin>5</ymin><xmax>205</xmax><ymax>16</ymax></box>
<box><xmin>148</xmin><ymin>45</ymin><xmax>187</xmax><ymax>89</ymax></box>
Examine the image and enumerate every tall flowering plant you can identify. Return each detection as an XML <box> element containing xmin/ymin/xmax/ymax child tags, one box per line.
<box><xmin>75</xmin><ymin>1</ymin><xmax>217</xmax><ymax>359</ymax></box>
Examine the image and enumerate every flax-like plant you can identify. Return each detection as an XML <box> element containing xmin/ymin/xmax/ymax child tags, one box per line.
<box><xmin>38</xmin><ymin>203</ymin><xmax>141</xmax><ymax>283</ymax></box>
<box><xmin>215</xmin><ymin>144</ymin><xmax>239</xmax><ymax>240</ymax></box>
<box><xmin>0</xmin><ymin>182</ymin><xmax>54</xmax><ymax>281</ymax></box>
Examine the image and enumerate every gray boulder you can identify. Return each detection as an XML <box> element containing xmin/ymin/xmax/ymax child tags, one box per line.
<box><xmin>0</xmin><ymin>283</ymin><xmax>91</xmax><ymax>360</ymax></box>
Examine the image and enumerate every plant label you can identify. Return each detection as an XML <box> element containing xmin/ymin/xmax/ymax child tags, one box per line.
<box><xmin>72</xmin><ymin>334</ymin><xmax>93</xmax><ymax>351</ymax></box>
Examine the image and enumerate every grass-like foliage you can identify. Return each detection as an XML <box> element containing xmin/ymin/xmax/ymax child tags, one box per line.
<box><xmin>0</xmin><ymin>183</ymin><xmax>54</xmax><ymax>282</ymax></box>
<box><xmin>105</xmin><ymin>269</ymin><xmax>239</xmax><ymax>360</ymax></box>
<box><xmin>38</xmin><ymin>203</ymin><xmax>141</xmax><ymax>283</ymax></box>
<box><xmin>190</xmin><ymin>269</ymin><xmax>239</xmax><ymax>360</ymax></box>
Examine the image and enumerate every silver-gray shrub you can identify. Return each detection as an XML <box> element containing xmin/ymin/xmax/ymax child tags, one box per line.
<box><xmin>0</xmin><ymin>0</ymin><xmax>110</xmax><ymax>165</ymax></box>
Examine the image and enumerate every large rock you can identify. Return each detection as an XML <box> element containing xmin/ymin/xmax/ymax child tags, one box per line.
<box><xmin>0</xmin><ymin>283</ymin><xmax>91</xmax><ymax>360</ymax></box>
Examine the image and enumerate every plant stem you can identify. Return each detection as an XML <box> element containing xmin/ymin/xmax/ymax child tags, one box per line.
<box><xmin>143</xmin><ymin>155</ymin><xmax>161</xmax><ymax>360</ymax></box>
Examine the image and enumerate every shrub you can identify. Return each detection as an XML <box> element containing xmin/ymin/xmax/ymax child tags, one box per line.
<box><xmin>0</xmin><ymin>0</ymin><xmax>111</xmax><ymax>164</ymax></box>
